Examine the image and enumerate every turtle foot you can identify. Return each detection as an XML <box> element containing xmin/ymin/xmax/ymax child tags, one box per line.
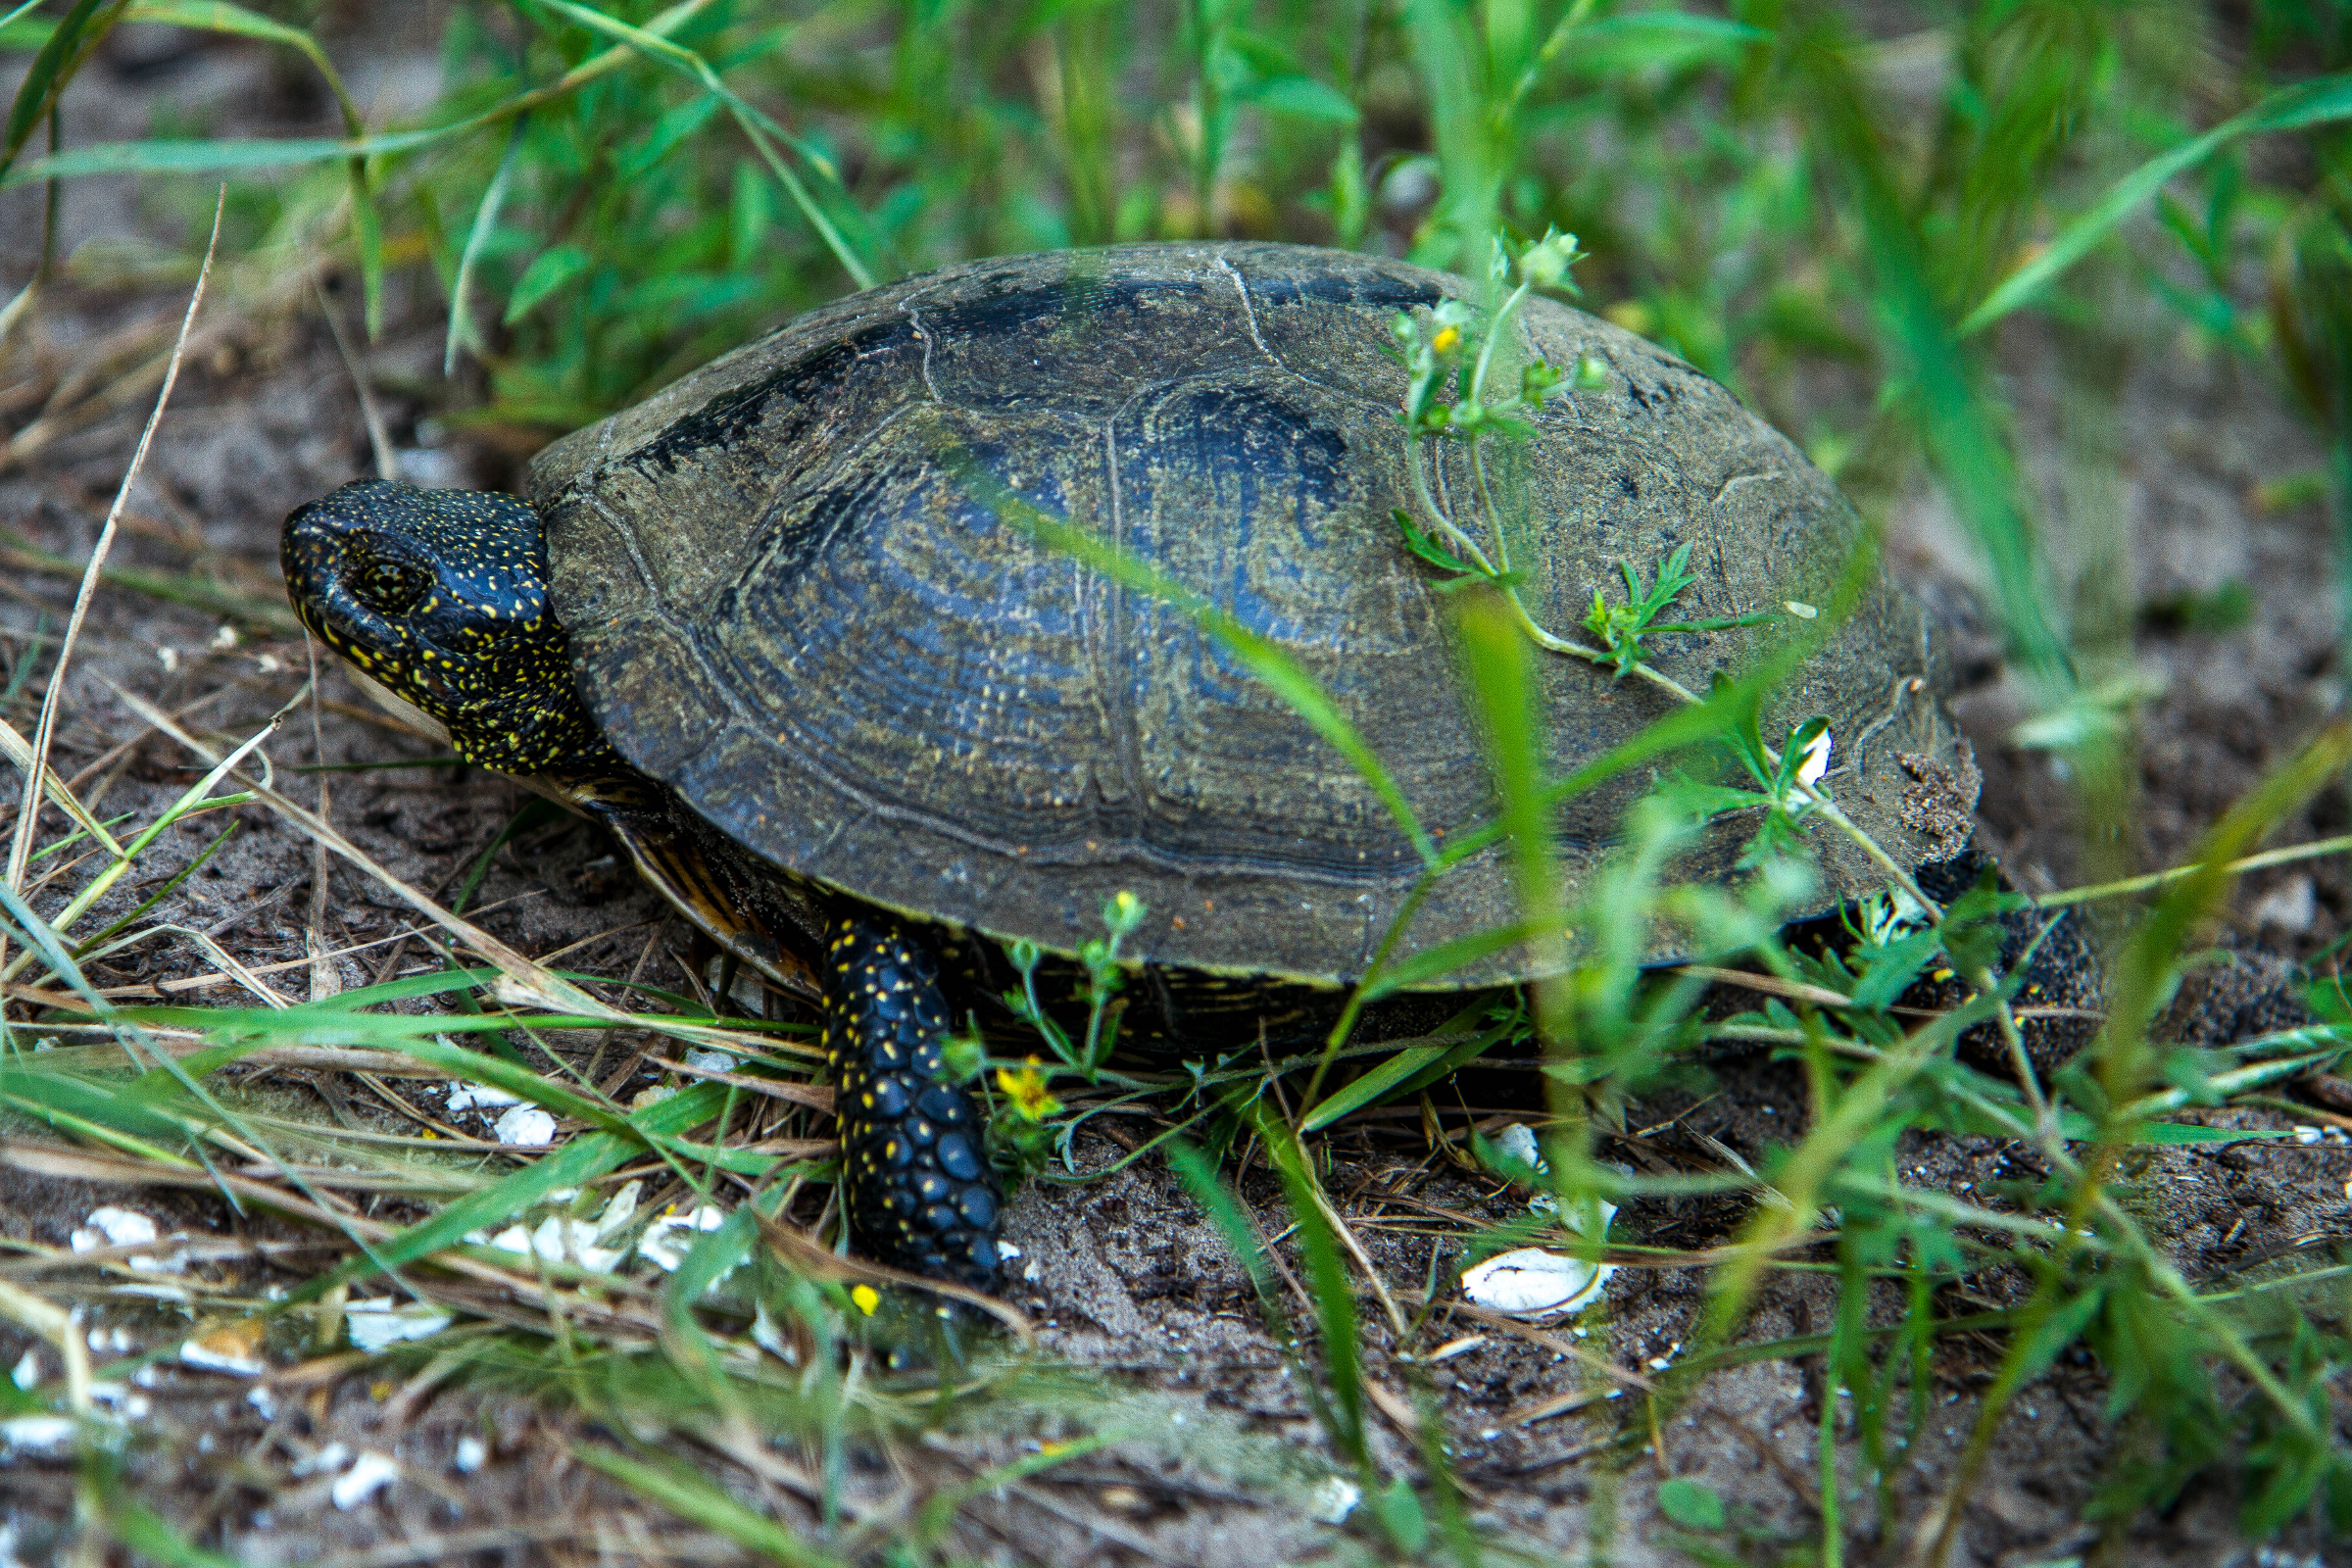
<box><xmin>824</xmin><ymin>914</ymin><xmax>1004</xmax><ymax>1294</ymax></box>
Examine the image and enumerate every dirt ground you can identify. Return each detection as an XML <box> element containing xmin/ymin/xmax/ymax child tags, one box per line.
<box><xmin>2</xmin><ymin>16</ymin><xmax>2350</xmax><ymax>1568</ymax></box>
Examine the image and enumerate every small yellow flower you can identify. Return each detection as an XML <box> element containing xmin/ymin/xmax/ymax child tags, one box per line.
<box><xmin>851</xmin><ymin>1284</ymin><xmax>881</xmax><ymax>1316</ymax></box>
<box><xmin>997</xmin><ymin>1056</ymin><xmax>1063</xmax><ymax>1121</ymax></box>
<box><xmin>1431</xmin><ymin>324</ymin><xmax>1461</xmax><ymax>353</ymax></box>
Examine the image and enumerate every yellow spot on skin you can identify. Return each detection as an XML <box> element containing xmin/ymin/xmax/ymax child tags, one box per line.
<box><xmin>851</xmin><ymin>1284</ymin><xmax>880</xmax><ymax>1315</ymax></box>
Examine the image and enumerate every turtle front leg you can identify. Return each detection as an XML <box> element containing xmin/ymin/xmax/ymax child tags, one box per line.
<box><xmin>824</xmin><ymin>914</ymin><xmax>1004</xmax><ymax>1293</ymax></box>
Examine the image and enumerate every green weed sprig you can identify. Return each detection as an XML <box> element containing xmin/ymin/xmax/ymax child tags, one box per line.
<box><xmin>1001</xmin><ymin>891</ymin><xmax>1148</xmax><ymax>1083</ymax></box>
<box><xmin>1390</xmin><ymin>231</ymin><xmax>1775</xmax><ymax>699</ymax></box>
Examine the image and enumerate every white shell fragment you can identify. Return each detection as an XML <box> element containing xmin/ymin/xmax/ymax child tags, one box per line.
<box><xmin>682</xmin><ymin>1048</ymin><xmax>741</xmax><ymax>1074</ymax></box>
<box><xmin>1309</xmin><ymin>1476</ymin><xmax>1361</xmax><ymax>1524</ymax></box>
<box><xmin>492</xmin><ymin>1104</ymin><xmax>559</xmax><ymax>1147</ymax></box>
<box><xmin>444</xmin><ymin>1080</ymin><xmax>521</xmax><ymax>1113</ymax></box>
<box><xmin>472</xmin><ymin>1182</ymin><xmax>643</xmax><ymax>1275</ymax></box>
<box><xmin>1460</xmin><ymin>1247</ymin><xmax>1615</xmax><ymax>1318</ymax></box>
<box><xmin>1488</xmin><ymin>1123</ymin><xmax>1546</xmax><ymax>1177</ymax></box>
<box><xmin>342</xmin><ymin>1300</ymin><xmax>454</xmax><ymax>1351</ymax></box>
<box><xmin>291</xmin><ymin>1442</ymin><xmax>351</xmax><ymax>1478</ymax></box>
<box><xmin>71</xmin><ymin>1208</ymin><xmax>183</xmax><ymax>1272</ymax></box>
<box><xmin>637</xmin><ymin>1205</ymin><xmax>727</xmax><ymax>1271</ymax></box>
<box><xmin>0</xmin><ymin>1416</ymin><xmax>76</xmax><ymax>1459</ymax></box>
<box><xmin>331</xmin><ymin>1450</ymin><xmax>400</xmax><ymax>1510</ymax></box>
<box><xmin>178</xmin><ymin>1325</ymin><xmax>267</xmax><ymax>1377</ymax></box>
<box><xmin>1461</xmin><ymin>1185</ymin><xmax>1618</xmax><ymax>1319</ymax></box>
<box><xmin>1795</xmin><ymin>726</ymin><xmax>1833</xmax><ymax>789</ymax></box>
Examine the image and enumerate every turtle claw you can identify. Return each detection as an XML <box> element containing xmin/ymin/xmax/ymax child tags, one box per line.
<box><xmin>825</xmin><ymin>915</ymin><xmax>1004</xmax><ymax>1293</ymax></box>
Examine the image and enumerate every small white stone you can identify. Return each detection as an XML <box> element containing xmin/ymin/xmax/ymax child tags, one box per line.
<box><xmin>72</xmin><ymin>1207</ymin><xmax>180</xmax><ymax>1270</ymax></box>
<box><xmin>10</xmin><ymin>1349</ymin><xmax>37</xmax><ymax>1390</ymax></box>
<box><xmin>75</xmin><ymin>1208</ymin><xmax>156</xmax><ymax>1251</ymax></box>
<box><xmin>247</xmin><ymin>1386</ymin><xmax>278</xmax><ymax>1421</ymax></box>
<box><xmin>89</xmin><ymin>1383</ymin><xmax>147</xmax><ymax>1419</ymax></box>
<box><xmin>331</xmin><ymin>1450</ymin><xmax>400</xmax><ymax>1510</ymax></box>
<box><xmin>0</xmin><ymin>1416</ymin><xmax>77</xmax><ymax>1458</ymax></box>
<box><xmin>291</xmin><ymin>1441</ymin><xmax>351</xmax><ymax>1478</ymax></box>
<box><xmin>682</xmin><ymin>1048</ymin><xmax>740</xmax><ymax>1074</ymax></box>
<box><xmin>637</xmin><ymin>1206</ymin><xmax>727</xmax><ymax>1271</ymax></box>
<box><xmin>445</xmin><ymin>1081</ymin><xmax>522</xmax><ymax>1113</ymax></box>
<box><xmin>592</xmin><ymin>1182</ymin><xmax>643</xmax><ymax>1242</ymax></box>
<box><xmin>2250</xmin><ymin>876</ymin><xmax>2318</xmax><ymax>934</ymax></box>
<box><xmin>1309</xmin><ymin>1476</ymin><xmax>1360</xmax><ymax>1524</ymax></box>
<box><xmin>342</xmin><ymin>1300</ymin><xmax>453</xmax><ymax>1351</ymax></box>
<box><xmin>2295</xmin><ymin>1125</ymin><xmax>2325</xmax><ymax>1146</ymax></box>
<box><xmin>493</xmin><ymin>1104</ymin><xmax>558</xmax><ymax>1147</ymax></box>
<box><xmin>453</xmin><ymin>1436</ymin><xmax>487</xmax><ymax>1474</ymax></box>
<box><xmin>1487</xmin><ymin>1123</ymin><xmax>1546</xmax><ymax>1178</ymax></box>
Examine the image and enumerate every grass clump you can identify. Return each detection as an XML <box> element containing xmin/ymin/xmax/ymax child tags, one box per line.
<box><xmin>2</xmin><ymin>1</ymin><xmax>2352</xmax><ymax>1565</ymax></box>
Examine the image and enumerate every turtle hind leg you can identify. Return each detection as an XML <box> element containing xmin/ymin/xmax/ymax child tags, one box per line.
<box><xmin>826</xmin><ymin>913</ymin><xmax>1004</xmax><ymax>1293</ymax></box>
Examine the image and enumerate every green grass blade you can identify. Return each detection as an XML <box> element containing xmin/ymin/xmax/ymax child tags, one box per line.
<box><xmin>527</xmin><ymin>0</ymin><xmax>887</xmax><ymax>289</ymax></box>
<box><xmin>574</xmin><ymin>1445</ymin><xmax>850</xmax><ymax>1568</ymax></box>
<box><xmin>1962</xmin><ymin>74</ymin><xmax>2352</xmax><ymax>338</ymax></box>
<box><xmin>1452</xmin><ymin>588</ymin><xmax>1561</xmax><ymax>1004</ymax></box>
<box><xmin>0</xmin><ymin>0</ymin><xmax>125</xmax><ymax>184</ymax></box>
<box><xmin>445</xmin><ymin>119</ymin><xmax>528</xmax><ymax>377</ymax></box>
<box><xmin>101</xmin><ymin>1491</ymin><xmax>244</xmax><ymax>1568</ymax></box>
<box><xmin>1253</xmin><ymin>1104</ymin><xmax>1369</xmax><ymax>1472</ymax></box>
<box><xmin>3</xmin><ymin>124</ymin><xmax>464</xmax><ymax>185</ymax></box>
<box><xmin>1298</xmin><ymin>1042</ymin><xmax>1454</xmax><ymax>1133</ymax></box>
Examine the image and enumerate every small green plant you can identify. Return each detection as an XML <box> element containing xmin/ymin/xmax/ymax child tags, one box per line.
<box><xmin>1000</xmin><ymin>890</ymin><xmax>1148</xmax><ymax>1082</ymax></box>
<box><xmin>1583</xmin><ymin>542</ymin><xmax>1777</xmax><ymax>679</ymax></box>
<box><xmin>1389</xmin><ymin>232</ymin><xmax>1777</xmax><ymax>692</ymax></box>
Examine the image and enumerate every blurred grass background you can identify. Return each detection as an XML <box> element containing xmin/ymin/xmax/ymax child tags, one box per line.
<box><xmin>4</xmin><ymin>0</ymin><xmax>2352</xmax><ymax>1560</ymax></box>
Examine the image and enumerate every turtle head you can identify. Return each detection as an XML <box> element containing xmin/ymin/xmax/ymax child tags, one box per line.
<box><xmin>282</xmin><ymin>479</ymin><xmax>611</xmax><ymax>777</ymax></box>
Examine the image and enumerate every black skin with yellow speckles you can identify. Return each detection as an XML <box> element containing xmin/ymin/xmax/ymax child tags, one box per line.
<box><xmin>825</xmin><ymin>919</ymin><xmax>1001</xmax><ymax>1288</ymax></box>
<box><xmin>284</xmin><ymin>479</ymin><xmax>1004</xmax><ymax>1291</ymax></box>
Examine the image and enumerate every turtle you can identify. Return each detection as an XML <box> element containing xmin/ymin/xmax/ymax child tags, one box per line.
<box><xmin>280</xmin><ymin>241</ymin><xmax>1975</xmax><ymax>1296</ymax></box>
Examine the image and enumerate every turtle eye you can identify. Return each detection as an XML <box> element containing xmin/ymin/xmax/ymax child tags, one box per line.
<box><xmin>346</xmin><ymin>538</ymin><xmax>430</xmax><ymax>617</ymax></box>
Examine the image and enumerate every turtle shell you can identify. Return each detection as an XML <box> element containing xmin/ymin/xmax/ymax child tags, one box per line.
<box><xmin>526</xmin><ymin>242</ymin><xmax>1972</xmax><ymax>986</ymax></box>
